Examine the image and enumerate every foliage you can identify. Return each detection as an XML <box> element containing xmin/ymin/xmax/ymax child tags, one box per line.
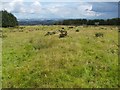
<box><xmin>0</xmin><ymin>10</ymin><xmax>18</xmax><ymax>27</ymax></box>
<box><xmin>95</xmin><ymin>32</ymin><xmax>104</xmax><ymax>37</ymax></box>
<box><xmin>54</xmin><ymin>18</ymin><xmax>120</xmax><ymax>25</ymax></box>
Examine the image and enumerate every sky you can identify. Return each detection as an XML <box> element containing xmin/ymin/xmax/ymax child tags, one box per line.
<box><xmin>0</xmin><ymin>0</ymin><xmax>119</xmax><ymax>19</ymax></box>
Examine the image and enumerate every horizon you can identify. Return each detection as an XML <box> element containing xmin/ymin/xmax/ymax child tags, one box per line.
<box><xmin>17</xmin><ymin>17</ymin><xmax>118</xmax><ymax>21</ymax></box>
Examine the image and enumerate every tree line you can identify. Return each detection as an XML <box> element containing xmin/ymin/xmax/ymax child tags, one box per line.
<box><xmin>54</xmin><ymin>18</ymin><xmax>120</xmax><ymax>25</ymax></box>
<box><xmin>0</xmin><ymin>10</ymin><xmax>120</xmax><ymax>27</ymax></box>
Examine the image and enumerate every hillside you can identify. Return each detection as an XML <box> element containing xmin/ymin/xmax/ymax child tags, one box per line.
<box><xmin>2</xmin><ymin>25</ymin><xmax>118</xmax><ymax>88</ymax></box>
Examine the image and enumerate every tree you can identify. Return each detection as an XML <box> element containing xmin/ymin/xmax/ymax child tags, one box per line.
<box><xmin>0</xmin><ymin>10</ymin><xmax>18</xmax><ymax>27</ymax></box>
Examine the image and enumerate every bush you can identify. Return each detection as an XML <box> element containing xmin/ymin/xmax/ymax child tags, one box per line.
<box><xmin>95</xmin><ymin>32</ymin><xmax>103</xmax><ymax>37</ymax></box>
<box><xmin>76</xmin><ymin>29</ymin><xmax>79</xmax><ymax>32</ymax></box>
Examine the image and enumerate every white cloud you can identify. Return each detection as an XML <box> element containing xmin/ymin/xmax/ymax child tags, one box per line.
<box><xmin>1</xmin><ymin>1</ymin><xmax>116</xmax><ymax>19</ymax></box>
<box><xmin>29</xmin><ymin>0</ymin><xmax>41</xmax><ymax>13</ymax></box>
<box><xmin>77</xmin><ymin>3</ymin><xmax>102</xmax><ymax>17</ymax></box>
<box><xmin>2</xmin><ymin>0</ymin><xmax>24</xmax><ymax>13</ymax></box>
<box><xmin>1</xmin><ymin>0</ymin><xmax>42</xmax><ymax>13</ymax></box>
<box><xmin>44</xmin><ymin>2</ymin><xmax>102</xmax><ymax>18</ymax></box>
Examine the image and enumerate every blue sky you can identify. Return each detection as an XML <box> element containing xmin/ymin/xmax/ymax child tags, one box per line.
<box><xmin>1</xmin><ymin>0</ymin><xmax>119</xmax><ymax>19</ymax></box>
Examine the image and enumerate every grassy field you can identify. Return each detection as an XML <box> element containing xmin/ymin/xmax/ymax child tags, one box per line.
<box><xmin>1</xmin><ymin>25</ymin><xmax>119</xmax><ymax>88</ymax></box>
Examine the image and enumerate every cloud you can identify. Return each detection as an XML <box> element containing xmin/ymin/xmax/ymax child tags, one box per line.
<box><xmin>29</xmin><ymin>0</ymin><xmax>41</xmax><ymax>13</ymax></box>
<box><xmin>44</xmin><ymin>2</ymin><xmax>102</xmax><ymax>18</ymax></box>
<box><xmin>1</xmin><ymin>0</ymin><xmax>42</xmax><ymax>13</ymax></box>
<box><xmin>77</xmin><ymin>3</ymin><xmax>102</xmax><ymax>17</ymax></box>
<box><xmin>1</xmin><ymin>1</ymin><xmax>117</xmax><ymax>19</ymax></box>
<box><xmin>2</xmin><ymin>0</ymin><xmax>24</xmax><ymax>13</ymax></box>
<box><xmin>2</xmin><ymin>0</ymin><xmax>120</xmax><ymax>2</ymax></box>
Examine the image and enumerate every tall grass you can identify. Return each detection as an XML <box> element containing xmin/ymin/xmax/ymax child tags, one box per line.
<box><xmin>2</xmin><ymin>25</ymin><xmax>118</xmax><ymax>88</ymax></box>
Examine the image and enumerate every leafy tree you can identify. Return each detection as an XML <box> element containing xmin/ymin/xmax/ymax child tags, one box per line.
<box><xmin>0</xmin><ymin>10</ymin><xmax>18</xmax><ymax>27</ymax></box>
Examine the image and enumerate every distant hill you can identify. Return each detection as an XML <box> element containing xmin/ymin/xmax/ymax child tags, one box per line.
<box><xmin>18</xmin><ymin>18</ymin><xmax>120</xmax><ymax>26</ymax></box>
<box><xmin>18</xmin><ymin>19</ymin><xmax>61</xmax><ymax>25</ymax></box>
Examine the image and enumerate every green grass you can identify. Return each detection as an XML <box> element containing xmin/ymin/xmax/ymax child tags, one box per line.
<box><xmin>2</xmin><ymin>25</ymin><xmax>119</xmax><ymax>88</ymax></box>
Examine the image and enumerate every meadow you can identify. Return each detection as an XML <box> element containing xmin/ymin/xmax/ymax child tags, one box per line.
<box><xmin>1</xmin><ymin>25</ymin><xmax>119</xmax><ymax>88</ymax></box>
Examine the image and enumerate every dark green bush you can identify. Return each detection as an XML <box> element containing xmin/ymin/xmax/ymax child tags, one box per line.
<box><xmin>95</xmin><ymin>32</ymin><xmax>104</xmax><ymax>37</ymax></box>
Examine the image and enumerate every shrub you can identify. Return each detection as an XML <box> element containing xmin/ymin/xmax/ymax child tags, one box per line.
<box><xmin>76</xmin><ymin>29</ymin><xmax>79</xmax><ymax>32</ymax></box>
<box><xmin>95</xmin><ymin>32</ymin><xmax>103</xmax><ymax>37</ymax></box>
<box><xmin>59</xmin><ymin>31</ymin><xmax>67</xmax><ymax>38</ymax></box>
